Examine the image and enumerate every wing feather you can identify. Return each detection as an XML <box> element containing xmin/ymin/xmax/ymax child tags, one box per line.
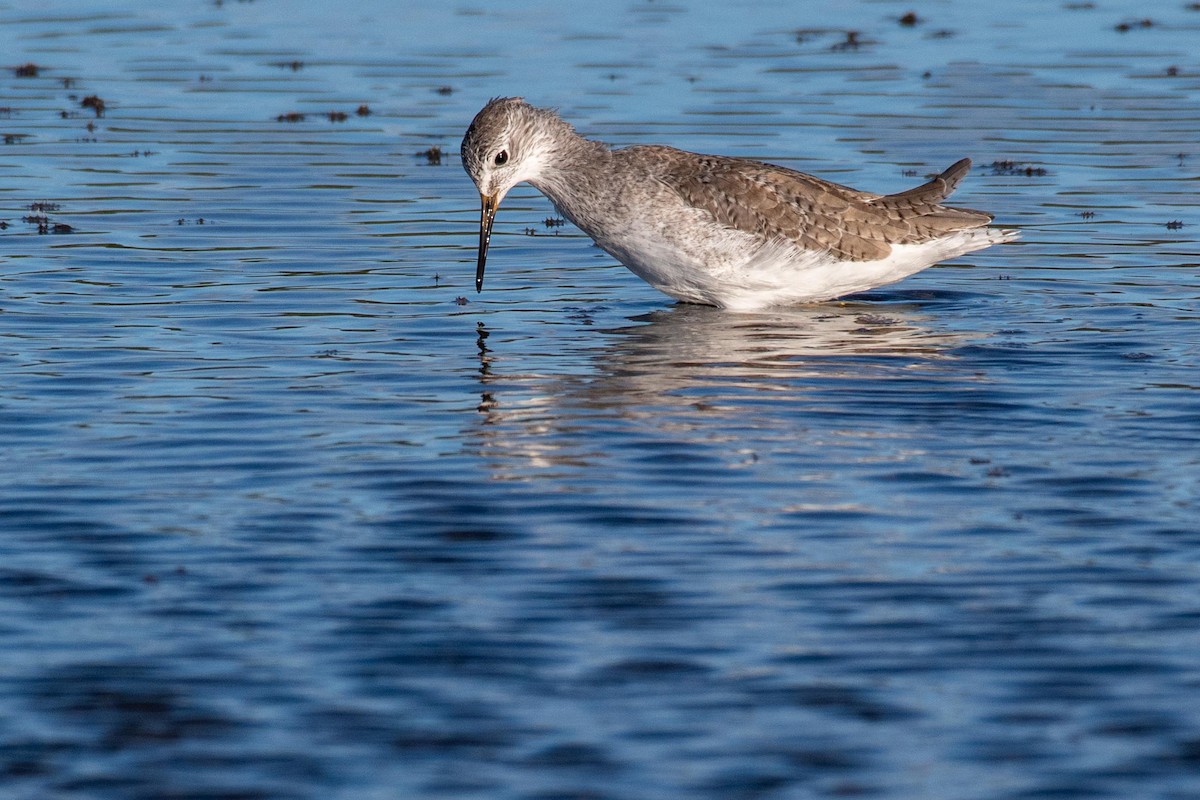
<box><xmin>640</xmin><ymin>147</ymin><xmax>991</xmax><ymax>262</ymax></box>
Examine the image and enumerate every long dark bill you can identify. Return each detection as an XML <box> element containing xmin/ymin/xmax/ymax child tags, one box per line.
<box><xmin>475</xmin><ymin>194</ymin><xmax>497</xmax><ymax>293</ymax></box>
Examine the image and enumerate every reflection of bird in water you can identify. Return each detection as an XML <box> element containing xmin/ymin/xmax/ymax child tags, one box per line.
<box><xmin>469</xmin><ymin>300</ymin><xmax>968</xmax><ymax>473</ymax></box>
<box><xmin>608</xmin><ymin>300</ymin><xmax>958</xmax><ymax>378</ymax></box>
<box><xmin>461</xmin><ymin>97</ymin><xmax>1018</xmax><ymax>310</ymax></box>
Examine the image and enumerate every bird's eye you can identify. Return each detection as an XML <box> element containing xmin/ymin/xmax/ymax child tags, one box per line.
<box><xmin>494</xmin><ymin>150</ymin><xmax>508</xmax><ymax>166</ymax></box>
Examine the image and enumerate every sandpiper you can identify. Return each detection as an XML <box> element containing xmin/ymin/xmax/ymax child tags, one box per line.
<box><xmin>461</xmin><ymin>97</ymin><xmax>1017</xmax><ymax>311</ymax></box>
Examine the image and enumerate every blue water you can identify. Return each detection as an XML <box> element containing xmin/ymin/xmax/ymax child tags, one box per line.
<box><xmin>2</xmin><ymin>1</ymin><xmax>1199</xmax><ymax>798</ymax></box>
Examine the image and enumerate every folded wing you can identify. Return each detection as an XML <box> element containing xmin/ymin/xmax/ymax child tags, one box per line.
<box><xmin>650</xmin><ymin>149</ymin><xmax>993</xmax><ymax>262</ymax></box>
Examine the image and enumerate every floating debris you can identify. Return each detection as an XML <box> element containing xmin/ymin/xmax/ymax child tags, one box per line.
<box><xmin>355</xmin><ymin>104</ymin><xmax>372</xmax><ymax>116</ymax></box>
<box><xmin>272</xmin><ymin>59</ymin><xmax>304</xmax><ymax>71</ymax></box>
<box><xmin>794</xmin><ymin>27</ymin><xmax>875</xmax><ymax>50</ymax></box>
<box><xmin>327</xmin><ymin>111</ymin><xmax>348</xmax><ymax>122</ymax></box>
<box><xmin>898</xmin><ymin>11</ymin><xmax>920</xmax><ymax>26</ymax></box>
<box><xmin>21</xmin><ymin>210</ymin><xmax>73</xmax><ymax>235</ymax></box>
<box><xmin>80</xmin><ymin>95</ymin><xmax>106</xmax><ymax>116</ymax></box>
<box><xmin>436</xmin><ymin>85</ymin><xmax>454</xmax><ymax>96</ymax></box>
<box><xmin>417</xmin><ymin>145</ymin><xmax>442</xmax><ymax>165</ymax></box>
<box><xmin>276</xmin><ymin>112</ymin><xmax>305</xmax><ymax>123</ymax></box>
<box><xmin>14</xmin><ymin>63</ymin><xmax>39</xmax><ymax>78</ymax></box>
<box><xmin>1114</xmin><ymin>18</ymin><xmax>1154</xmax><ymax>32</ymax></box>
<box><xmin>1166</xmin><ymin>65</ymin><xmax>1180</xmax><ymax>77</ymax></box>
<box><xmin>990</xmin><ymin>160</ymin><xmax>1048</xmax><ymax>177</ymax></box>
<box><xmin>831</xmin><ymin>30</ymin><xmax>863</xmax><ymax>51</ymax></box>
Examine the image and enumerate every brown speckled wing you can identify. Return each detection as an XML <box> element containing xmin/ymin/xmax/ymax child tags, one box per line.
<box><xmin>647</xmin><ymin>148</ymin><xmax>991</xmax><ymax>262</ymax></box>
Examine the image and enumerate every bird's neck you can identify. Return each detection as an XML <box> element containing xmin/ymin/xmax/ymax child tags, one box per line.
<box><xmin>528</xmin><ymin>127</ymin><xmax>613</xmax><ymax>217</ymax></box>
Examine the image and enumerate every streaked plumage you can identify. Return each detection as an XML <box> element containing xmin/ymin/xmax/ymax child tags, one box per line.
<box><xmin>461</xmin><ymin>97</ymin><xmax>1017</xmax><ymax>311</ymax></box>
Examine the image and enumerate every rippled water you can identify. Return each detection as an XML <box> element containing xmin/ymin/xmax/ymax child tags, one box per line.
<box><xmin>3</xmin><ymin>1</ymin><xmax>1200</xmax><ymax>798</ymax></box>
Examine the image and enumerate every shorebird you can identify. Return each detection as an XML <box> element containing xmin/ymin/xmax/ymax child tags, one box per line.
<box><xmin>461</xmin><ymin>97</ymin><xmax>1017</xmax><ymax>311</ymax></box>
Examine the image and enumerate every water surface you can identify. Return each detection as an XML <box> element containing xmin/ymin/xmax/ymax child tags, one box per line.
<box><xmin>2</xmin><ymin>1</ymin><xmax>1199</xmax><ymax>798</ymax></box>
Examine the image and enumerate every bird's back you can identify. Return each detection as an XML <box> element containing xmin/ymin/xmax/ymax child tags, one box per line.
<box><xmin>623</xmin><ymin>146</ymin><xmax>995</xmax><ymax>262</ymax></box>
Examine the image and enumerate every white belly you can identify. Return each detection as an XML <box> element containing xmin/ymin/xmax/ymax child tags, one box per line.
<box><xmin>591</xmin><ymin>221</ymin><xmax>1016</xmax><ymax>311</ymax></box>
